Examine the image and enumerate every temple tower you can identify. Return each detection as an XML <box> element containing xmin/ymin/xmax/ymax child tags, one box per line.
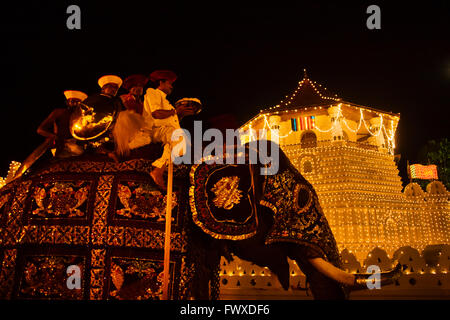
<box><xmin>240</xmin><ymin>70</ymin><xmax>449</xmax><ymax>262</ymax></box>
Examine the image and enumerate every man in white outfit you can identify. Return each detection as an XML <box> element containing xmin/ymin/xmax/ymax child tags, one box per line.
<box><xmin>128</xmin><ymin>70</ymin><xmax>195</xmax><ymax>189</ymax></box>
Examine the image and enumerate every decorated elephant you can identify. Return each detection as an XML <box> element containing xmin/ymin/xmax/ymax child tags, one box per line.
<box><xmin>184</xmin><ymin>140</ymin><xmax>403</xmax><ymax>299</ymax></box>
<box><xmin>0</xmin><ymin>139</ymin><xmax>402</xmax><ymax>300</ymax></box>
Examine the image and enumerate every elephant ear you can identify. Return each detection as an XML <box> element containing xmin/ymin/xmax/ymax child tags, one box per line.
<box><xmin>189</xmin><ymin>163</ymin><xmax>259</xmax><ymax>240</ymax></box>
<box><xmin>260</xmin><ymin>167</ymin><xmax>342</xmax><ymax>268</ymax></box>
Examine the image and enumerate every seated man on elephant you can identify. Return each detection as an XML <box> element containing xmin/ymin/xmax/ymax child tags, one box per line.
<box><xmin>37</xmin><ymin>90</ymin><xmax>87</xmax><ymax>158</ymax></box>
<box><xmin>74</xmin><ymin>74</ymin><xmax>125</xmax><ymax>161</ymax></box>
<box><xmin>114</xmin><ymin>70</ymin><xmax>198</xmax><ymax>189</ymax></box>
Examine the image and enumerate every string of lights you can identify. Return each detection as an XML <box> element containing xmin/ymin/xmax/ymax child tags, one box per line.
<box><xmin>242</xmin><ymin>103</ymin><xmax>398</xmax><ymax>154</ymax></box>
<box><xmin>1</xmin><ymin>161</ymin><xmax>21</xmax><ymax>188</ymax></box>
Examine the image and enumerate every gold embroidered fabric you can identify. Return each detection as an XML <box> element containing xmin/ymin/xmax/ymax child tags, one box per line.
<box><xmin>0</xmin><ymin>158</ymin><xmax>190</xmax><ymax>300</ymax></box>
<box><xmin>210</xmin><ymin>176</ymin><xmax>243</xmax><ymax>210</ymax></box>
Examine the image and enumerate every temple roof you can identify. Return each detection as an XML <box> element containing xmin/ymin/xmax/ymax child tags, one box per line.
<box><xmin>259</xmin><ymin>69</ymin><xmax>400</xmax><ymax>118</ymax></box>
<box><xmin>242</xmin><ymin>70</ymin><xmax>400</xmax><ymax>129</ymax></box>
<box><xmin>262</xmin><ymin>69</ymin><xmax>341</xmax><ymax>113</ymax></box>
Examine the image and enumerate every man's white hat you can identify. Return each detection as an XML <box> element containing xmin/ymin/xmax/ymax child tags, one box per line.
<box><xmin>64</xmin><ymin>90</ymin><xmax>88</xmax><ymax>101</ymax></box>
<box><xmin>98</xmin><ymin>75</ymin><xmax>123</xmax><ymax>88</ymax></box>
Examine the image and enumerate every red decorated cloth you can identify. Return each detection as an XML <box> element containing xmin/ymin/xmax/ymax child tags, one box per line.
<box><xmin>123</xmin><ymin>74</ymin><xmax>148</xmax><ymax>91</ymax></box>
<box><xmin>149</xmin><ymin>70</ymin><xmax>177</xmax><ymax>83</ymax></box>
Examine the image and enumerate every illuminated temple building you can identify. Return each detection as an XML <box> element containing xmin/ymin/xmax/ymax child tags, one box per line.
<box><xmin>219</xmin><ymin>71</ymin><xmax>449</xmax><ymax>298</ymax></box>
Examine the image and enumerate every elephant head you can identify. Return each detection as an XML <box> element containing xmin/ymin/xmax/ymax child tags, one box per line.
<box><xmin>185</xmin><ymin>140</ymin><xmax>347</xmax><ymax>299</ymax></box>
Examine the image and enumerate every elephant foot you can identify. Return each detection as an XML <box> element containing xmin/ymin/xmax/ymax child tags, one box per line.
<box><xmin>350</xmin><ymin>263</ymin><xmax>406</xmax><ymax>291</ymax></box>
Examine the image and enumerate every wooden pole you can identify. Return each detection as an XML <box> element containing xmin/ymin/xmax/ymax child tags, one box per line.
<box><xmin>162</xmin><ymin>147</ymin><xmax>174</xmax><ymax>300</ymax></box>
<box><xmin>12</xmin><ymin>137</ymin><xmax>54</xmax><ymax>181</ymax></box>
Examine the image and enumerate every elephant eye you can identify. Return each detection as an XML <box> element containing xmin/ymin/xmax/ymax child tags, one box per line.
<box><xmin>294</xmin><ymin>184</ymin><xmax>313</xmax><ymax>213</ymax></box>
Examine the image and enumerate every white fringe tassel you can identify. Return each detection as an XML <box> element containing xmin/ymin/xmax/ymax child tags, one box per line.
<box><xmin>113</xmin><ymin>110</ymin><xmax>147</xmax><ymax>157</ymax></box>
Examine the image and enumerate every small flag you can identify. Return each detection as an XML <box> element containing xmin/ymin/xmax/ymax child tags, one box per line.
<box><xmin>298</xmin><ymin>116</ymin><xmax>315</xmax><ymax>130</ymax></box>
<box><xmin>291</xmin><ymin>118</ymin><xmax>298</xmax><ymax>131</ymax></box>
<box><xmin>409</xmin><ymin>164</ymin><xmax>438</xmax><ymax>180</ymax></box>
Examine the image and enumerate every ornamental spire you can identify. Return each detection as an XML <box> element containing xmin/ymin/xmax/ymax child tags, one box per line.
<box><xmin>303</xmin><ymin>68</ymin><xmax>308</xmax><ymax>80</ymax></box>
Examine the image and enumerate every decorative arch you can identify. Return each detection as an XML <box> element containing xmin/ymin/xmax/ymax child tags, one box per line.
<box><xmin>393</xmin><ymin>246</ymin><xmax>425</xmax><ymax>274</ymax></box>
<box><xmin>303</xmin><ymin>161</ymin><xmax>313</xmax><ymax>174</ymax></box>
<box><xmin>340</xmin><ymin>249</ymin><xmax>362</xmax><ymax>273</ymax></box>
<box><xmin>299</xmin><ymin>156</ymin><xmax>316</xmax><ymax>175</ymax></box>
<box><xmin>363</xmin><ymin>247</ymin><xmax>392</xmax><ymax>272</ymax></box>
<box><xmin>403</xmin><ymin>183</ymin><xmax>425</xmax><ymax>197</ymax></box>
<box><xmin>300</xmin><ymin>130</ymin><xmax>317</xmax><ymax>148</ymax></box>
<box><xmin>426</xmin><ymin>181</ymin><xmax>447</xmax><ymax>195</ymax></box>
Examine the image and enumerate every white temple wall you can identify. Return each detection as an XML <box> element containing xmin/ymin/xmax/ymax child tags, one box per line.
<box><xmin>282</xmin><ymin>142</ymin><xmax>449</xmax><ymax>263</ymax></box>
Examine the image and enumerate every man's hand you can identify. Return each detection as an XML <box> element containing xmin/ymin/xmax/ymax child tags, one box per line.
<box><xmin>175</xmin><ymin>104</ymin><xmax>197</xmax><ymax>118</ymax></box>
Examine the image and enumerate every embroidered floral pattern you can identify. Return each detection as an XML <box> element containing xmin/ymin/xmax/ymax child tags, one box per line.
<box><xmin>262</xmin><ymin>168</ymin><xmax>341</xmax><ymax>267</ymax></box>
<box><xmin>116</xmin><ymin>181</ymin><xmax>177</xmax><ymax>222</ymax></box>
<box><xmin>210</xmin><ymin>176</ymin><xmax>243</xmax><ymax>210</ymax></box>
<box><xmin>109</xmin><ymin>258</ymin><xmax>172</xmax><ymax>300</ymax></box>
<box><xmin>31</xmin><ymin>181</ymin><xmax>90</xmax><ymax>218</ymax></box>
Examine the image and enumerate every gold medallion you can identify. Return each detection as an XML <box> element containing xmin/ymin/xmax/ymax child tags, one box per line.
<box><xmin>210</xmin><ymin>176</ymin><xmax>242</xmax><ymax>210</ymax></box>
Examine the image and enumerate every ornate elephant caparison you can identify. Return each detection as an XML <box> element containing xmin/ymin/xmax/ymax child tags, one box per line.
<box><xmin>0</xmin><ymin>139</ymin><xmax>403</xmax><ymax>300</ymax></box>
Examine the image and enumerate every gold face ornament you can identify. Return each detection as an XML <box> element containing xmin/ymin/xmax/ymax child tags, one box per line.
<box><xmin>210</xmin><ymin>176</ymin><xmax>243</xmax><ymax>210</ymax></box>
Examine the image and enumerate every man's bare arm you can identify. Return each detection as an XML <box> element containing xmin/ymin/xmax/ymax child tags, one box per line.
<box><xmin>37</xmin><ymin>109</ymin><xmax>61</xmax><ymax>139</ymax></box>
<box><xmin>151</xmin><ymin>109</ymin><xmax>176</xmax><ymax>119</ymax></box>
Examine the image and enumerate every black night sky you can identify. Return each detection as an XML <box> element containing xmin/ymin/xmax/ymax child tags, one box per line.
<box><xmin>1</xmin><ymin>1</ymin><xmax>449</xmax><ymax>185</ymax></box>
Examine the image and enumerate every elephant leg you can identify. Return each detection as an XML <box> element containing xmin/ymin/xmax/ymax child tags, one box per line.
<box><xmin>230</xmin><ymin>242</ymin><xmax>290</xmax><ymax>290</ymax></box>
<box><xmin>206</xmin><ymin>249</ymin><xmax>222</xmax><ymax>300</ymax></box>
<box><xmin>191</xmin><ymin>253</ymin><xmax>212</xmax><ymax>300</ymax></box>
<box><xmin>191</xmin><ymin>253</ymin><xmax>221</xmax><ymax>299</ymax></box>
<box><xmin>188</xmin><ymin>234</ymin><xmax>218</xmax><ymax>299</ymax></box>
<box><xmin>190</xmin><ymin>231</ymin><xmax>226</xmax><ymax>300</ymax></box>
